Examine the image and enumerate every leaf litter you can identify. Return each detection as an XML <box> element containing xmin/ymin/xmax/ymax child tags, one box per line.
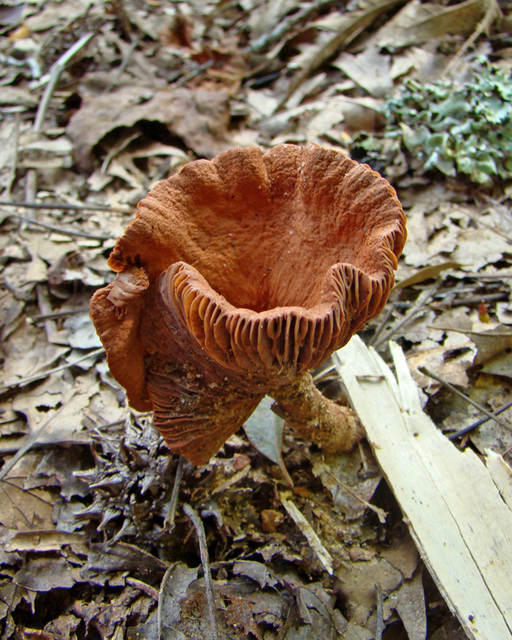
<box><xmin>0</xmin><ymin>0</ymin><xmax>512</xmax><ymax>638</ymax></box>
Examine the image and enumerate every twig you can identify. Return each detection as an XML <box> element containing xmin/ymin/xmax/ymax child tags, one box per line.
<box><xmin>280</xmin><ymin>493</ymin><xmax>334</xmax><ymax>574</ymax></box>
<box><xmin>0</xmin><ymin>200</ymin><xmax>132</xmax><ymax>214</ymax></box>
<box><xmin>0</xmin><ymin>389</ymin><xmax>74</xmax><ymax>482</ymax></box>
<box><xmin>5</xmin><ymin>115</ymin><xmax>20</xmax><ymax>199</ymax></box>
<box><xmin>84</xmin><ymin>413</ymin><xmax>152</xmax><ymax>436</ymax></box>
<box><xmin>250</xmin><ymin>0</ymin><xmax>336</xmax><ymax>53</ymax></box>
<box><xmin>0</xmin><ymin>52</ymin><xmax>41</xmax><ymax>79</ymax></box>
<box><xmin>0</xmin><ymin>347</ymin><xmax>104</xmax><ymax>395</ymax></box>
<box><xmin>442</xmin><ymin>293</ymin><xmax>509</xmax><ymax>307</ymax></box>
<box><xmin>369</xmin><ymin>303</ymin><xmax>395</xmax><ymax>347</ymax></box>
<box><xmin>358</xmin><ymin>441</ymin><xmax>370</xmax><ymax>475</ymax></box>
<box><xmin>418</xmin><ymin>367</ymin><xmax>512</xmax><ymax>432</ymax></box>
<box><xmin>110</xmin><ymin>37</ymin><xmax>139</xmax><ymax>88</ymax></box>
<box><xmin>36</xmin><ymin>284</ymin><xmax>59</xmax><ymax>344</ymax></box>
<box><xmin>448</xmin><ymin>400</ymin><xmax>512</xmax><ymax>441</ymax></box>
<box><xmin>375</xmin><ymin>583</ymin><xmax>384</xmax><ymax>640</ymax></box>
<box><xmin>442</xmin><ymin>0</ymin><xmax>501</xmax><ymax>79</ymax></box>
<box><xmin>100</xmin><ymin>131</ymin><xmax>140</xmax><ymax>174</ymax></box>
<box><xmin>373</xmin><ymin>308</ymin><xmax>425</xmax><ymax>349</ymax></box>
<box><xmin>25</xmin><ymin>169</ymin><xmax>37</xmax><ymax>204</ymax></box>
<box><xmin>325</xmin><ymin>470</ymin><xmax>387</xmax><ymax>523</ymax></box>
<box><xmin>165</xmin><ymin>455</ymin><xmax>185</xmax><ymax>530</ymax></box>
<box><xmin>373</xmin><ymin>281</ymin><xmax>441</xmax><ymax>350</ymax></box>
<box><xmin>34</xmin><ymin>308</ymin><xmax>90</xmax><ymax>322</ymax></box>
<box><xmin>277</xmin><ymin>0</ymin><xmax>402</xmax><ymax>108</ymax></box>
<box><xmin>176</xmin><ymin>60</ymin><xmax>214</xmax><ymax>87</ymax></box>
<box><xmin>312</xmin><ymin>362</ymin><xmax>336</xmax><ymax>382</ymax></box>
<box><xmin>2</xmin><ymin>211</ymin><xmax>113</xmax><ymax>241</ymax></box>
<box><xmin>126</xmin><ymin>577</ymin><xmax>160</xmax><ymax>601</ymax></box>
<box><xmin>183</xmin><ymin>503</ymin><xmax>219</xmax><ymax>640</ymax></box>
<box><xmin>34</xmin><ymin>32</ymin><xmax>95</xmax><ymax>132</ymax></box>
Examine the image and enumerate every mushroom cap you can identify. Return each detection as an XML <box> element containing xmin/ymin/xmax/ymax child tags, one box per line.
<box><xmin>90</xmin><ymin>143</ymin><xmax>406</xmax><ymax>462</ymax></box>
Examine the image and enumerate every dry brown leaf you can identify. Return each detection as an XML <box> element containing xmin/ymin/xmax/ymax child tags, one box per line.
<box><xmin>0</xmin><ymin>87</ymin><xmax>38</xmax><ymax>108</ymax></box>
<box><xmin>450</xmin><ymin>228</ymin><xmax>510</xmax><ymax>270</ymax></box>
<box><xmin>333</xmin><ymin>45</ymin><xmax>393</xmax><ymax>98</ymax></box>
<box><xmin>0</xmin><ymin>453</ymin><xmax>55</xmax><ymax>531</ymax></box>
<box><xmin>23</xmin><ymin>0</ymin><xmax>90</xmax><ymax>32</ymax></box>
<box><xmin>375</xmin><ymin>0</ymin><xmax>496</xmax><ymax>50</ymax></box>
<box><xmin>280</xmin><ymin>493</ymin><xmax>334</xmax><ymax>575</ymax></box>
<box><xmin>67</xmin><ymin>86</ymin><xmax>232</xmax><ymax>171</ymax></box>
<box><xmin>395</xmin><ymin>571</ymin><xmax>427</xmax><ymax>640</ymax></box>
<box><xmin>279</xmin><ymin>0</ymin><xmax>406</xmax><ymax>107</ymax></box>
<box><xmin>380</xmin><ymin>535</ymin><xmax>419</xmax><ymax>579</ymax></box>
<box><xmin>312</xmin><ymin>443</ymin><xmax>382</xmax><ymax>521</ymax></box>
<box><xmin>482</xmin><ymin>351</ymin><xmax>512</xmax><ymax>379</ymax></box>
<box><xmin>407</xmin><ymin>344</ymin><xmax>474</xmax><ymax>390</ymax></box>
<box><xmin>14</xmin><ymin>556</ymin><xmax>81</xmax><ymax>591</ymax></box>
<box><xmin>11</xmin><ymin>373</ymin><xmax>96</xmax><ymax>445</ymax></box>
<box><xmin>336</xmin><ymin>557</ymin><xmax>403</xmax><ymax>626</ymax></box>
<box><xmin>1</xmin><ymin>321</ymin><xmax>69</xmax><ymax>386</ymax></box>
<box><xmin>395</xmin><ymin>261</ymin><xmax>462</xmax><ymax>289</ymax></box>
<box><xmin>467</xmin><ymin>325</ymin><xmax>512</xmax><ymax>366</ymax></box>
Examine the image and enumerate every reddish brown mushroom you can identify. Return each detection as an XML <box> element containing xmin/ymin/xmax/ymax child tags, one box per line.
<box><xmin>90</xmin><ymin>143</ymin><xmax>406</xmax><ymax>464</ymax></box>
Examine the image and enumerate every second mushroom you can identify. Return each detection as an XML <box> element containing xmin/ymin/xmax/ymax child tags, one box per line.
<box><xmin>90</xmin><ymin>143</ymin><xmax>407</xmax><ymax>464</ymax></box>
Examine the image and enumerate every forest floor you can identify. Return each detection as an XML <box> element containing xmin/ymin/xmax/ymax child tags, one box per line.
<box><xmin>1</xmin><ymin>0</ymin><xmax>512</xmax><ymax>638</ymax></box>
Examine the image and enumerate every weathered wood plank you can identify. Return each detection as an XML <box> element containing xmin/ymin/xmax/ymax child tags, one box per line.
<box><xmin>333</xmin><ymin>336</ymin><xmax>512</xmax><ymax>640</ymax></box>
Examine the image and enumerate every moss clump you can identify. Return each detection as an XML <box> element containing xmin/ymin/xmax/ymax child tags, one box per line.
<box><xmin>353</xmin><ymin>58</ymin><xmax>512</xmax><ymax>186</ymax></box>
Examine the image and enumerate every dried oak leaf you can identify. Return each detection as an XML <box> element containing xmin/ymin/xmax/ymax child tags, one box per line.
<box><xmin>67</xmin><ymin>86</ymin><xmax>232</xmax><ymax>172</ymax></box>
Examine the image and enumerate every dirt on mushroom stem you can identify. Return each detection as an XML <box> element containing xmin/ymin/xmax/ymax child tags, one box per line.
<box><xmin>270</xmin><ymin>372</ymin><xmax>364</xmax><ymax>453</ymax></box>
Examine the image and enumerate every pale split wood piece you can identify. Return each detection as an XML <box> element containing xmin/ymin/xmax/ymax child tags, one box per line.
<box><xmin>333</xmin><ymin>335</ymin><xmax>512</xmax><ymax>640</ymax></box>
<box><xmin>280</xmin><ymin>493</ymin><xmax>334</xmax><ymax>575</ymax></box>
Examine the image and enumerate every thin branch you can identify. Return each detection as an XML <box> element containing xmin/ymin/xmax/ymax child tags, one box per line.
<box><xmin>325</xmin><ymin>469</ymin><xmax>387</xmax><ymax>523</ymax></box>
<box><xmin>250</xmin><ymin>0</ymin><xmax>336</xmax><ymax>53</ymax></box>
<box><xmin>34</xmin><ymin>308</ymin><xmax>90</xmax><ymax>322</ymax></box>
<box><xmin>418</xmin><ymin>367</ymin><xmax>512</xmax><ymax>432</ymax></box>
<box><xmin>444</xmin><ymin>293</ymin><xmax>509</xmax><ymax>308</ymax></box>
<box><xmin>126</xmin><ymin>577</ymin><xmax>160</xmax><ymax>601</ymax></box>
<box><xmin>183</xmin><ymin>503</ymin><xmax>219</xmax><ymax>640</ymax></box>
<box><xmin>448</xmin><ymin>400</ymin><xmax>512</xmax><ymax>440</ymax></box>
<box><xmin>373</xmin><ymin>281</ymin><xmax>441</xmax><ymax>350</ymax></box>
<box><xmin>34</xmin><ymin>32</ymin><xmax>95</xmax><ymax>132</ymax></box>
<box><xmin>2</xmin><ymin>211</ymin><xmax>113</xmax><ymax>241</ymax></box>
<box><xmin>0</xmin><ymin>348</ymin><xmax>104</xmax><ymax>395</ymax></box>
<box><xmin>25</xmin><ymin>168</ymin><xmax>37</xmax><ymax>204</ymax></box>
<box><xmin>0</xmin><ymin>200</ymin><xmax>132</xmax><ymax>214</ymax></box>
<box><xmin>0</xmin><ymin>52</ymin><xmax>41</xmax><ymax>78</ymax></box>
<box><xmin>369</xmin><ymin>303</ymin><xmax>395</xmax><ymax>347</ymax></box>
<box><xmin>110</xmin><ymin>37</ymin><xmax>139</xmax><ymax>88</ymax></box>
<box><xmin>0</xmin><ymin>389</ymin><xmax>74</xmax><ymax>482</ymax></box>
<box><xmin>375</xmin><ymin>583</ymin><xmax>384</xmax><ymax>640</ymax></box>
<box><xmin>442</xmin><ymin>0</ymin><xmax>501</xmax><ymax>79</ymax></box>
<box><xmin>5</xmin><ymin>114</ymin><xmax>20</xmax><ymax>199</ymax></box>
<box><xmin>165</xmin><ymin>455</ymin><xmax>185</xmax><ymax>530</ymax></box>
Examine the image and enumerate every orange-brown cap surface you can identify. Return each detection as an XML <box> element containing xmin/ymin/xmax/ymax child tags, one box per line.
<box><xmin>90</xmin><ymin>143</ymin><xmax>406</xmax><ymax>463</ymax></box>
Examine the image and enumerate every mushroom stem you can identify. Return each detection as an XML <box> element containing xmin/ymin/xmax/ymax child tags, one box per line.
<box><xmin>270</xmin><ymin>373</ymin><xmax>363</xmax><ymax>453</ymax></box>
